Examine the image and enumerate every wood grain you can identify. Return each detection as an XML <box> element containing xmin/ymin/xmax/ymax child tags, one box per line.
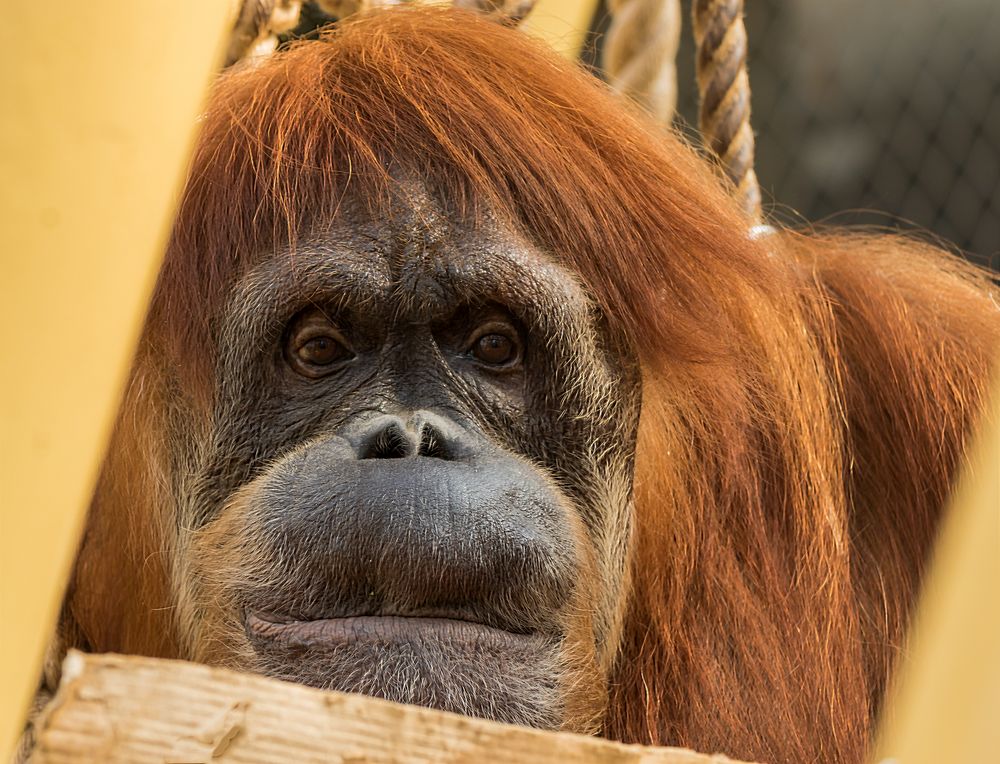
<box><xmin>32</xmin><ymin>652</ymin><xmax>754</xmax><ymax>764</ymax></box>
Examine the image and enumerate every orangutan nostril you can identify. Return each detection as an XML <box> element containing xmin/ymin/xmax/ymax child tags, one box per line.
<box><xmin>418</xmin><ymin>426</ymin><xmax>448</xmax><ymax>459</ymax></box>
<box><xmin>360</xmin><ymin>422</ymin><xmax>412</xmax><ymax>459</ymax></box>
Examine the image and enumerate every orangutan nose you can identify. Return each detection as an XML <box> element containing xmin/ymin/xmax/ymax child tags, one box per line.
<box><xmin>353</xmin><ymin>412</ymin><xmax>459</xmax><ymax>461</ymax></box>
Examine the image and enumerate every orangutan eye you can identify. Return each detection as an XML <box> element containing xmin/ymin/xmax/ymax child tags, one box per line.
<box><xmin>468</xmin><ymin>323</ymin><xmax>522</xmax><ymax>368</ymax></box>
<box><xmin>285</xmin><ymin>312</ymin><xmax>353</xmax><ymax>378</ymax></box>
<box><xmin>298</xmin><ymin>336</ymin><xmax>346</xmax><ymax>365</ymax></box>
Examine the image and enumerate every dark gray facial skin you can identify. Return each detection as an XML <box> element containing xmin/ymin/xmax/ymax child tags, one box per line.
<box><xmin>175</xmin><ymin>190</ymin><xmax>642</xmax><ymax>732</ymax></box>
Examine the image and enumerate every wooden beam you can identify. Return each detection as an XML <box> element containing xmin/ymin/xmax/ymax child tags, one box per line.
<box><xmin>32</xmin><ymin>652</ymin><xmax>753</xmax><ymax>764</ymax></box>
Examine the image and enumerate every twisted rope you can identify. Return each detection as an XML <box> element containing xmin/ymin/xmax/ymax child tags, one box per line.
<box><xmin>604</xmin><ymin>0</ymin><xmax>682</xmax><ymax>126</ymax></box>
<box><xmin>227</xmin><ymin>1</ymin><xmax>428</xmax><ymax>67</ymax></box>
<box><xmin>692</xmin><ymin>0</ymin><xmax>761</xmax><ymax>221</ymax></box>
<box><xmin>271</xmin><ymin>0</ymin><xmax>305</xmax><ymax>30</ymax></box>
<box><xmin>317</xmin><ymin>0</ymin><xmax>408</xmax><ymax>19</ymax></box>
<box><xmin>226</xmin><ymin>0</ymin><xmax>277</xmax><ymax>66</ymax></box>
<box><xmin>226</xmin><ymin>0</ymin><xmax>303</xmax><ymax>66</ymax></box>
<box><xmin>453</xmin><ymin>0</ymin><xmax>538</xmax><ymax>27</ymax></box>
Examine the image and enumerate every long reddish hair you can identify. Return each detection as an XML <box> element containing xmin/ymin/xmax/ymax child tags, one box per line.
<box><xmin>93</xmin><ymin>7</ymin><xmax>1000</xmax><ymax>763</ymax></box>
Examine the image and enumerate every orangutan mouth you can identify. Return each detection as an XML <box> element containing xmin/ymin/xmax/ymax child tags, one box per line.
<box><xmin>245</xmin><ymin>611</ymin><xmax>544</xmax><ymax>650</ymax></box>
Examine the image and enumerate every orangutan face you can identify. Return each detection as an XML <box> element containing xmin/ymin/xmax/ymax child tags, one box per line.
<box><xmin>177</xmin><ymin>194</ymin><xmax>641</xmax><ymax>731</ymax></box>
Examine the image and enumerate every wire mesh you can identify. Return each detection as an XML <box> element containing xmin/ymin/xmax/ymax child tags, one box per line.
<box><xmin>586</xmin><ymin>0</ymin><xmax>1000</xmax><ymax>270</ymax></box>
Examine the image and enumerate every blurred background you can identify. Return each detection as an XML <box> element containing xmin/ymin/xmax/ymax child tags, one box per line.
<box><xmin>584</xmin><ymin>0</ymin><xmax>1000</xmax><ymax>270</ymax></box>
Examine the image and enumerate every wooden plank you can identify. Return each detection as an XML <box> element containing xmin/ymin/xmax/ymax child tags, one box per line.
<box><xmin>32</xmin><ymin>652</ymin><xmax>752</xmax><ymax>764</ymax></box>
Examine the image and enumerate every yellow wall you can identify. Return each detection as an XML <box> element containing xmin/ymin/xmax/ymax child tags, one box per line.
<box><xmin>0</xmin><ymin>4</ymin><xmax>234</xmax><ymax>758</ymax></box>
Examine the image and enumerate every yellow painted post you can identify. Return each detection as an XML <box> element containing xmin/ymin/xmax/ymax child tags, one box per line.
<box><xmin>872</xmin><ymin>368</ymin><xmax>1000</xmax><ymax>763</ymax></box>
<box><xmin>0</xmin><ymin>3</ymin><xmax>235</xmax><ymax>758</ymax></box>
<box><xmin>522</xmin><ymin>0</ymin><xmax>601</xmax><ymax>58</ymax></box>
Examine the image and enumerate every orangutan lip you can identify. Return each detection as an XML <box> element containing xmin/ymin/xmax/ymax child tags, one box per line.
<box><xmin>245</xmin><ymin>612</ymin><xmax>541</xmax><ymax>649</ymax></box>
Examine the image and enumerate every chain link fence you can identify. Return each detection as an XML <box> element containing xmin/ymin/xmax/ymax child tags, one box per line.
<box><xmin>586</xmin><ymin>0</ymin><xmax>1000</xmax><ymax>270</ymax></box>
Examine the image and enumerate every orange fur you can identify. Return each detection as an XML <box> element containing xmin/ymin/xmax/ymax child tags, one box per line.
<box><xmin>70</xmin><ymin>366</ymin><xmax>179</xmax><ymax>657</ymax></box>
<box><xmin>609</xmin><ymin>232</ymin><xmax>998</xmax><ymax>761</ymax></box>
<box><xmin>67</xmin><ymin>8</ymin><xmax>1000</xmax><ymax>763</ymax></box>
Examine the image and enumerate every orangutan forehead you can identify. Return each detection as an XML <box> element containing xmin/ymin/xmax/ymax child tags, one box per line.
<box><xmin>227</xmin><ymin>198</ymin><xmax>596</xmax><ymax>331</ymax></box>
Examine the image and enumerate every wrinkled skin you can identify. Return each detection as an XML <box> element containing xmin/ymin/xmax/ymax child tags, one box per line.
<box><xmin>172</xmin><ymin>192</ymin><xmax>641</xmax><ymax>731</ymax></box>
